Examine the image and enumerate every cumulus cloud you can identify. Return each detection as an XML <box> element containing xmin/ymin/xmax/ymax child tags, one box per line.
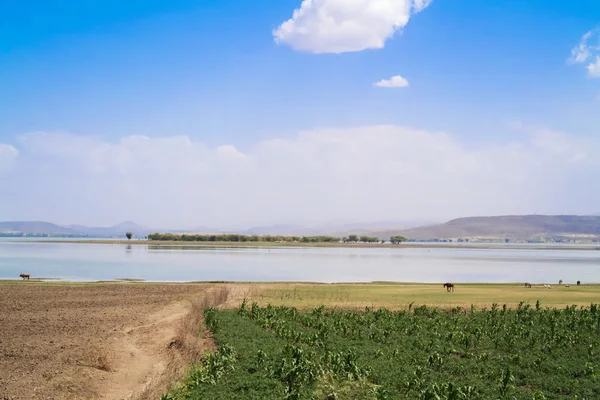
<box><xmin>374</xmin><ymin>75</ymin><xmax>409</xmax><ymax>88</ymax></box>
<box><xmin>273</xmin><ymin>0</ymin><xmax>432</xmax><ymax>53</ymax></box>
<box><xmin>1</xmin><ymin>126</ymin><xmax>599</xmax><ymax>229</ymax></box>
<box><xmin>0</xmin><ymin>144</ymin><xmax>18</xmax><ymax>172</ymax></box>
<box><xmin>587</xmin><ymin>58</ymin><xmax>600</xmax><ymax>77</ymax></box>
<box><xmin>569</xmin><ymin>28</ymin><xmax>600</xmax><ymax>77</ymax></box>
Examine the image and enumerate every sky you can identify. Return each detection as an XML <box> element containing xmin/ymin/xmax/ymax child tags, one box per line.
<box><xmin>1</xmin><ymin>0</ymin><xmax>599</xmax><ymax>229</ymax></box>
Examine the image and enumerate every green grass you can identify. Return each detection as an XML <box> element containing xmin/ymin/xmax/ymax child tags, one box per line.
<box><xmin>241</xmin><ymin>283</ymin><xmax>600</xmax><ymax>309</ymax></box>
<box><xmin>166</xmin><ymin>302</ymin><xmax>600</xmax><ymax>400</ymax></box>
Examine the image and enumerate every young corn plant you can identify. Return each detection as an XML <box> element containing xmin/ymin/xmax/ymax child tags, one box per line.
<box><xmin>497</xmin><ymin>366</ymin><xmax>515</xmax><ymax>399</ymax></box>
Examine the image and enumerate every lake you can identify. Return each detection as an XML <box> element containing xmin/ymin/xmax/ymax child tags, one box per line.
<box><xmin>1</xmin><ymin>240</ymin><xmax>599</xmax><ymax>283</ymax></box>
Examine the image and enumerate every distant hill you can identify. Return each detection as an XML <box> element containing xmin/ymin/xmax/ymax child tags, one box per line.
<box><xmin>5</xmin><ymin>216</ymin><xmax>599</xmax><ymax>242</ymax></box>
<box><xmin>62</xmin><ymin>221</ymin><xmax>151</xmax><ymax>237</ymax></box>
<box><xmin>0</xmin><ymin>221</ymin><xmax>78</xmax><ymax>235</ymax></box>
<box><xmin>241</xmin><ymin>224</ymin><xmax>307</xmax><ymax>235</ymax></box>
<box><xmin>236</xmin><ymin>220</ymin><xmax>433</xmax><ymax>237</ymax></box>
<box><xmin>1</xmin><ymin>221</ymin><xmax>153</xmax><ymax>238</ymax></box>
<box><xmin>377</xmin><ymin>215</ymin><xmax>600</xmax><ymax>242</ymax></box>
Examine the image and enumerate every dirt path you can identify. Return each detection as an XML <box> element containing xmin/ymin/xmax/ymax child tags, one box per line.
<box><xmin>0</xmin><ymin>283</ymin><xmax>214</xmax><ymax>400</ymax></box>
<box><xmin>99</xmin><ymin>300</ymin><xmax>191</xmax><ymax>400</ymax></box>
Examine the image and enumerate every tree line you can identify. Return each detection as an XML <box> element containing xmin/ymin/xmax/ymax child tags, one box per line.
<box><xmin>147</xmin><ymin>233</ymin><xmax>341</xmax><ymax>243</ymax></box>
<box><xmin>146</xmin><ymin>232</ymin><xmax>409</xmax><ymax>244</ymax></box>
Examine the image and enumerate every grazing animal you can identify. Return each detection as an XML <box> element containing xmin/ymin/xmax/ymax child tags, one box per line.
<box><xmin>565</xmin><ymin>285</ymin><xmax>570</xmax><ymax>288</ymax></box>
<box><xmin>524</xmin><ymin>282</ymin><xmax>532</xmax><ymax>288</ymax></box>
<box><xmin>577</xmin><ymin>280</ymin><xmax>581</xmax><ymax>286</ymax></box>
<box><xmin>559</xmin><ymin>279</ymin><xmax>563</xmax><ymax>285</ymax></box>
<box><xmin>19</xmin><ymin>273</ymin><xmax>30</xmax><ymax>281</ymax></box>
<box><xmin>443</xmin><ymin>282</ymin><xmax>455</xmax><ymax>292</ymax></box>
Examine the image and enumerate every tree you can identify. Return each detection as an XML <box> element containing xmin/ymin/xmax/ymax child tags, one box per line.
<box><xmin>390</xmin><ymin>235</ymin><xmax>408</xmax><ymax>244</ymax></box>
<box><xmin>348</xmin><ymin>234</ymin><xmax>359</xmax><ymax>243</ymax></box>
<box><xmin>126</xmin><ymin>232</ymin><xmax>132</xmax><ymax>240</ymax></box>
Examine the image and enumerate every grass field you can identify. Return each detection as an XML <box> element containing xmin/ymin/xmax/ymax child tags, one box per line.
<box><xmin>3</xmin><ymin>281</ymin><xmax>599</xmax><ymax>308</ymax></box>
<box><xmin>231</xmin><ymin>282</ymin><xmax>600</xmax><ymax>310</ymax></box>
<box><xmin>165</xmin><ymin>301</ymin><xmax>600</xmax><ymax>399</ymax></box>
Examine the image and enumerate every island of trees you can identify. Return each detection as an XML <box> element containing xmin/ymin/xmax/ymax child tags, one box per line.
<box><xmin>146</xmin><ymin>233</ymin><xmax>409</xmax><ymax>244</ymax></box>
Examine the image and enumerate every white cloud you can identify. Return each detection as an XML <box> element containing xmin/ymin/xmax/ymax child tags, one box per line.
<box><xmin>0</xmin><ymin>144</ymin><xmax>18</xmax><ymax>172</ymax></box>
<box><xmin>374</xmin><ymin>75</ymin><xmax>409</xmax><ymax>88</ymax></box>
<box><xmin>587</xmin><ymin>57</ymin><xmax>600</xmax><ymax>77</ymax></box>
<box><xmin>570</xmin><ymin>28</ymin><xmax>600</xmax><ymax>77</ymax></box>
<box><xmin>1</xmin><ymin>126</ymin><xmax>599</xmax><ymax>228</ymax></box>
<box><xmin>273</xmin><ymin>0</ymin><xmax>432</xmax><ymax>54</ymax></box>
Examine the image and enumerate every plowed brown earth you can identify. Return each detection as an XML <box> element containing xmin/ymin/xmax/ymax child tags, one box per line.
<box><xmin>0</xmin><ymin>283</ymin><xmax>213</xmax><ymax>400</ymax></box>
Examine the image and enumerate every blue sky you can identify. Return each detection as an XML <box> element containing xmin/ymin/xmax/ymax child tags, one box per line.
<box><xmin>1</xmin><ymin>0</ymin><xmax>599</xmax><ymax>228</ymax></box>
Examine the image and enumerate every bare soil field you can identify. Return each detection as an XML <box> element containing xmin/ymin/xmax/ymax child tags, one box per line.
<box><xmin>0</xmin><ymin>283</ymin><xmax>222</xmax><ymax>400</ymax></box>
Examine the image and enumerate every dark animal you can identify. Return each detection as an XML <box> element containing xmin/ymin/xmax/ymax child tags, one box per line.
<box><xmin>577</xmin><ymin>280</ymin><xmax>581</xmax><ymax>286</ymax></box>
<box><xmin>19</xmin><ymin>273</ymin><xmax>30</xmax><ymax>281</ymax></box>
<box><xmin>559</xmin><ymin>279</ymin><xmax>563</xmax><ymax>285</ymax></box>
<box><xmin>524</xmin><ymin>282</ymin><xmax>532</xmax><ymax>288</ymax></box>
<box><xmin>443</xmin><ymin>282</ymin><xmax>455</xmax><ymax>292</ymax></box>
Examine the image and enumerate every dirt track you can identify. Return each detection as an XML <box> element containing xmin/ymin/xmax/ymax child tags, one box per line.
<box><xmin>0</xmin><ymin>283</ymin><xmax>213</xmax><ymax>400</ymax></box>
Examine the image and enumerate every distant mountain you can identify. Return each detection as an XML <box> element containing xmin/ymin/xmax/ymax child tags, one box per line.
<box><xmin>235</xmin><ymin>220</ymin><xmax>433</xmax><ymax>237</ymax></box>
<box><xmin>62</xmin><ymin>221</ymin><xmax>151</xmax><ymax>238</ymax></box>
<box><xmin>0</xmin><ymin>221</ymin><xmax>79</xmax><ymax>235</ymax></box>
<box><xmin>166</xmin><ymin>227</ymin><xmax>221</xmax><ymax>234</ymax></box>
<box><xmin>376</xmin><ymin>215</ymin><xmax>600</xmax><ymax>242</ymax></box>
<box><xmin>0</xmin><ymin>220</ymin><xmax>153</xmax><ymax>238</ymax></box>
<box><xmin>7</xmin><ymin>216</ymin><xmax>597</xmax><ymax>242</ymax></box>
<box><xmin>241</xmin><ymin>225</ymin><xmax>308</xmax><ymax>235</ymax></box>
<box><xmin>0</xmin><ymin>219</ymin><xmax>430</xmax><ymax>238</ymax></box>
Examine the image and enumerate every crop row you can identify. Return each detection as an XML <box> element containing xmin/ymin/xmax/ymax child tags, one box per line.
<box><xmin>165</xmin><ymin>302</ymin><xmax>600</xmax><ymax>399</ymax></box>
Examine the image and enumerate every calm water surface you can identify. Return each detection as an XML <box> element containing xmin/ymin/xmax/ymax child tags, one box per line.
<box><xmin>1</xmin><ymin>240</ymin><xmax>599</xmax><ymax>283</ymax></box>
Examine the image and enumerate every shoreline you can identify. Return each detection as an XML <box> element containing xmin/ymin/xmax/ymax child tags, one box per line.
<box><xmin>17</xmin><ymin>238</ymin><xmax>600</xmax><ymax>251</ymax></box>
<box><xmin>2</xmin><ymin>280</ymin><xmax>599</xmax><ymax>286</ymax></box>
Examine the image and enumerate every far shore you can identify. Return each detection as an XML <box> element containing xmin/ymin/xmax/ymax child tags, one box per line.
<box><xmin>20</xmin><ymin>238</ymin><xmax>600</xmax><ymax>251</ymax></box>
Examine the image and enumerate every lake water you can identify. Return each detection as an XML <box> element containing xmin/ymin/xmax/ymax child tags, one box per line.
<box><xmin>1</xmin><ymin>240</ymin><xmax>599</xmax><ymax>283</ymax></box>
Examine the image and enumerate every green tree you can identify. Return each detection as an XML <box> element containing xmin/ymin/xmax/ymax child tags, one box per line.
<box><xmin>390</xmin><ymin>235</ymin><xmax>408</xmax><ymax>244</ymax></box>
<box><xmin>360</xmin><ymin>236</ymin><xmax>379</xmax><ymax>243</ymax></box>
<box><xmin>125</xmin><ymin>232</ymin><xmax>133</xmax><ymax>240</ymax></box>
<box><xmin>348</xmin><ymin>235</ymin><xmax>359</xmax><ymax>243</ymax></box>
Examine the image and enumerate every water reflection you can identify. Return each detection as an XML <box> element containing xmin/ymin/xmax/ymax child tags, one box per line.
<box><xmin>1</xmin><ymin>240</ymin><xmax>599</xmax><ymax>283</ymax></box>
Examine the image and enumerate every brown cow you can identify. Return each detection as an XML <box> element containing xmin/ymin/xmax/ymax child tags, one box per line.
<box><xmin>443</xmin><ymin>282</ymin><xmax>455</xmax><ymax>292</ymax></box>
<box><xmin>19</xmin><ymin>273</ymin><xmax>30</xmax><ymax>281</ymax></box>
<box><xmin>524</xmin><ymin>282</ymin><xmax>532</xmax><ymax>288</ymax></box>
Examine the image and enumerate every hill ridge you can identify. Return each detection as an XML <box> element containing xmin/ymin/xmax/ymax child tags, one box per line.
<box><xmin>377</xmin><ymin>215</ymin><xmax>600</xmax><ymax>242</ymax></box>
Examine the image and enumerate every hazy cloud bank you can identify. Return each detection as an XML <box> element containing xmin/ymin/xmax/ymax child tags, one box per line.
<box><xmin>1</xmin><ymin>125</ymin><xmax>598</xmax><ymax>228</ymax></box>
